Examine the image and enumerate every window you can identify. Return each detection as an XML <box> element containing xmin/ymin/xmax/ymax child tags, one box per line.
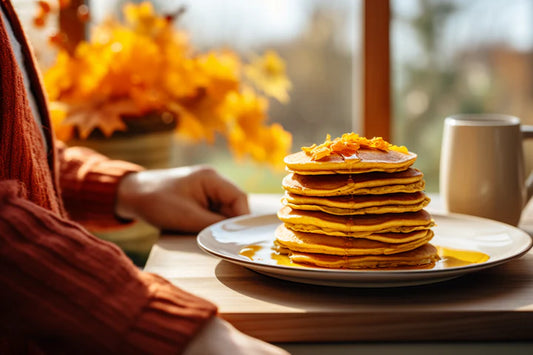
<box><xmin>90</xmin><ymin>0</ymin><xmax>361</xmax><ymax>193</ymax></box>
<box><xmin>20</xmin><ymin>0</ymin><xmax>531</xmax><ymax>194</ymax></box>
<box><xmin>392</xmin><ymin>0</ymin><xmax>533</xmax><ymax>191</ymax></box>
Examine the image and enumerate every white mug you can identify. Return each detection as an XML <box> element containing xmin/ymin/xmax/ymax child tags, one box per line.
<box><xmin>440</xmin><ymin>113</ymin><xmax>533</xmax><ymax>226</ymax></box>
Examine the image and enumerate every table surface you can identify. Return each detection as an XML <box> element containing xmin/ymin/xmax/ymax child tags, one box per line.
<box><xmin>144</xmin><ymin>194</ymin><xmax>533</xmax><ymax>343</ymax></box>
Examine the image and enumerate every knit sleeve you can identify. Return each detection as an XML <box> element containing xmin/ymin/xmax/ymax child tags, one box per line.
<box><xmin>0</xmin><ymin>180</ymin><xmax>217</xmax><ymax>353</ymax></box>
<box><xmin>56</xmin><ymin>141</ymin><xmax>144</xmax><ymax>227</ymax></box>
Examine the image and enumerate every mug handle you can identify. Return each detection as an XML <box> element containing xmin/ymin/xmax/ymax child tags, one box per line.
<box><xmin>522</xmin><ymin>125</ymin><xmax>533</xmax><ymax>139</ymax></box>
<box><xmin>522</xmin><ymin>125</ymin><xmax>533</xmax><ymax>201</ymax></box>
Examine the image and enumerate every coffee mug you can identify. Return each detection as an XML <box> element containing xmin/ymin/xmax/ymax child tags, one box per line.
<box><xmin>440</xmin><ymin>113</ymin><xmax>533</xmax><ymax>226</ymax></box>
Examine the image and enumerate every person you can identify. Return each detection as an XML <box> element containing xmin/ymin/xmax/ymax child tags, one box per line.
<box><xmin>0</xmin><ymin>1</ymin><xmax>288</xmax><ymax>353</ymax></box>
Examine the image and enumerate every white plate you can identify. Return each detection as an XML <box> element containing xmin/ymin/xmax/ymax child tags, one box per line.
<box><xmin>197</xmin><ymin>212</ymin><xmax>532</xmax><ymax>287</ymax></box>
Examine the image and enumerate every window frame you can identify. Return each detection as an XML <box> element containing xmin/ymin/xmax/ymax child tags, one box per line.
<box><xmin>362</xmin><ymin>0</ymin><xmax>391</xmax><ymax>141</ymax></box>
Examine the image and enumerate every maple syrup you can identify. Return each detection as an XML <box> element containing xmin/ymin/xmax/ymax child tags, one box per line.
<box><xmin>435</xmin><ymin>246</ymin><xmax>489</xmax><ymax>268</ymax></box>
<box><xmin>239</xmin><ymin>243</ymin><xmax>490</xmax><ymax>270</ymax></box>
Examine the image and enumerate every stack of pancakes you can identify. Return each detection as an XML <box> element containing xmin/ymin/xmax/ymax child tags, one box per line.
<box><xmin>275</xmin><ymin>134</ymin><xmax>438</xmax><ymax>269</ymax></box>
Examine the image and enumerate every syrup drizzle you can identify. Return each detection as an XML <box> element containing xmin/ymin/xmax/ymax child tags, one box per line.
<box><xmin>238</xmin><ymin>243</ymin><xmax>489</xmax><ymax>270</ymax></box>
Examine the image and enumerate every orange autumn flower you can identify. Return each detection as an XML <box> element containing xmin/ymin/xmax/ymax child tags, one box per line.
<box><xmin>43</xmin><ymin>1</ymin><xmax>292</xmax><ymax>168</ymax></box>
<box><xmin>33</xmin><ymin>1</ymin><xmax>51</xmax><ymax>28</ymax></box>
<box><xmin>223</xmin><ymin>88</ymin><xmax>292</xmax><ymax>168</ymax></box>
<box><xmin>245</xmin><ymin>50</ymin><xmax>292</xmax><ymax>103</ymax></box>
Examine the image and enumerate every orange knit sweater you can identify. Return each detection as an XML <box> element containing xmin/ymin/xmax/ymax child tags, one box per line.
<box><xmin>0</xmin><ymin>1</ymin><xmax>216</xmax><ymax>353</ymax></box>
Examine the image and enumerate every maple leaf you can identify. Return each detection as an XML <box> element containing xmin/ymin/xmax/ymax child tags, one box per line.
<box><xmin>244</xmin><ymin>51</ymin><xmax>292</xmax><ymax>103</ymax></box>
<box><xmin>33</xmin><ymin>1</ymin><xmax>51</xmax><ymax>28</ymax></box>
<box><xmin>64</xmin><ymin>99</ymin><xmax>141</xmax><ymax>138</ymax></box>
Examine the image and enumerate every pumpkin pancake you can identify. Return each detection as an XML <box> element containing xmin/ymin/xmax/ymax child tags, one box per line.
<box><xmin>282</xmin><ymin>168</ymin><xmax>425</xmax><ymax>196</ymax></box>
<box><xmin>275</xmin><ymin>224</ymin><xmax>434</xmax><ymax>256</ymax></box>
<box><xmin>283</xmin><ymin>191</ymin><xmax>430</xmax><ymax>215</ymax></box>
<box><xmin>284</xmin><ymin>243</ymin><xmax>440</xmax><ymax>269</ymax></box>
<box><xmin>285</xmin><ymin>148</ymin><xmax>417</xmax><ymax>175</ymax></box>
<box><xmin>278</xmin><ymin>206</ymin><xmax>435</xmax><ymax>237</ymax></box>
<box><xmin>280</xmin><ymin>226</ymin><xmax>433</xmax><ymax>244</ymax></box>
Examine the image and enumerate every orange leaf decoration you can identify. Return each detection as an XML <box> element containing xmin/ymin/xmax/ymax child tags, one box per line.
<box><xmin>48</xmin><ymin>32</ymin><xmax>68</xmax><ymax>48</ymax></box>
<box><xmin>43</xmin><ymin>1</ymin><xmax>293</xmax><ymax>169</ymax></box>
<box><xmin>62</xmin><ymin>99</ymin><xmax>142</xmax><ymax>139</ymax></box>
<box><xmin>33</xmin><ymin>1</ymin><xmax>51</xmax><ymax>28</ymax></box>
<box><xmin>245</xmin><ymin>51</ymin><xmax>292</xmax><ymax>103</ymax></box>
<box><xmin>37</xmin><ymin>1</ymin><xmax>51</xmax><ymax>13</ymax></box>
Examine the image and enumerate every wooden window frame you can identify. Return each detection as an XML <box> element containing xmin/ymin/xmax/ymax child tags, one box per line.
<box><xmin>362</xmin><ymin>0</ymin><xmax>391</xmax><ymax>141</ymax></box>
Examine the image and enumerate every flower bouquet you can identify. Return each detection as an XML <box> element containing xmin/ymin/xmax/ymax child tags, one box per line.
<box><xmin>43</xmin><ymin>1</ymin><xmax>292</xmax><ymax>168</ymax></box>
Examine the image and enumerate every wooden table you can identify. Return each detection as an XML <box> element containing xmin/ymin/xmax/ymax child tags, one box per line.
<box><xmin>144</xmin><ymin>194</ymin><xmax>533</xmax><ymax>351</ymax></box>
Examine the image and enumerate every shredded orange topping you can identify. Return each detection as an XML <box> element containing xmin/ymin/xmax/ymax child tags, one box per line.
<box><xmin>301</xmin><ymin>133</ymin><xmax>409</xmax><ymax>160</ymax></box>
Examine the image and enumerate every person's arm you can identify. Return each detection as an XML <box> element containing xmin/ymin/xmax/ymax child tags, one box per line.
<box><xmin>56</xmin><ymin>141</ymin><xmax>250</xmax><ymax>232</ymax></box>
<box><xmin>0</xmin><ymin>180</ymin><xmax>217</xmax><ymax>353</ymax></box>
<box><xmin>55</xmin><ymin>140</ymin><xmax>144</xmax><ymax>228</ymax></box>
<box><xmin>0</xmin><ymin>181</ymin><xmax>289</xmax><ymax>354</ymax></box>
<box><xmin>115</xmin><ymin>165</ymin><xmax>250</xmax><ymax>232</ymax></box>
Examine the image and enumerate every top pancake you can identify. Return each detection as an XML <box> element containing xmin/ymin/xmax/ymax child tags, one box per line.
<box><xmin>285</xmin><ymin>148</ymin><xmax>417</xmax><ymax>175</ymax></box>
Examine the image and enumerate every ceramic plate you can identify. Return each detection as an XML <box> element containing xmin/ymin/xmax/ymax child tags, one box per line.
<box><xmin>197</xmin><ymin>212</ymin><xmax>532</xmax><ymax>287</ymax></box>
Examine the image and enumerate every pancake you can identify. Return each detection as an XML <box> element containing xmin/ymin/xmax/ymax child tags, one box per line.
<box><xmin>279</xmin><ymin>224</ymin><xmax>434</xmax><ymax>244</ymax></box>
<box><xmin>284</xmin><ymin>243</ymin><xmax>439</xmax><ymax>269</ymax></box>
<box><xmin>275</xmin><ymin>224</ymin><xmax>434</xmax><ymax>256</ymax></box>
<box><xmin>285</xmin><ymin>148</ymin><xmax>417</xmax><ymax>175</ymax></box>
<box><xmin>278</xmin><ymin>206</ymin><xmax>435</xmax><ymax>237</ymax></box>
<box><xmin>282</xmin><ymin>168</ymin><xmax>425</xmax><ymax>196</ymax></box>
<box><xmin>283</xmin><ymin>191</ymin><xmax>430</xmax><ymax>215</ymax></box>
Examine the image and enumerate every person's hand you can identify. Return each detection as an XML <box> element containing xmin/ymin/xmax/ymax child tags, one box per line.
<box><xmin>183</xmin><ymin>317</ymin><xmax>290</xmax><ymax>355</ymax></box>
<box><xmin>115</xmin><ymin>166</ymin><xmax>249</xmax><ymax>232</ymax></box>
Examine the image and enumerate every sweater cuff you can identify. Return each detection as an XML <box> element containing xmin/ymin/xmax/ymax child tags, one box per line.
<box><xmin>121</xmin><ymin>273</ymin><xmax>218</xmax><ymax>354</ymax></box>
<box><xmin>59</xmin><ymin>145</ymin><xmax>144</xmax><ymax>228</ymax></box>
<box><xmin>77</xmin><ymin>159</ymin><xmax>143</xmax><ymax>227</ymax></box>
